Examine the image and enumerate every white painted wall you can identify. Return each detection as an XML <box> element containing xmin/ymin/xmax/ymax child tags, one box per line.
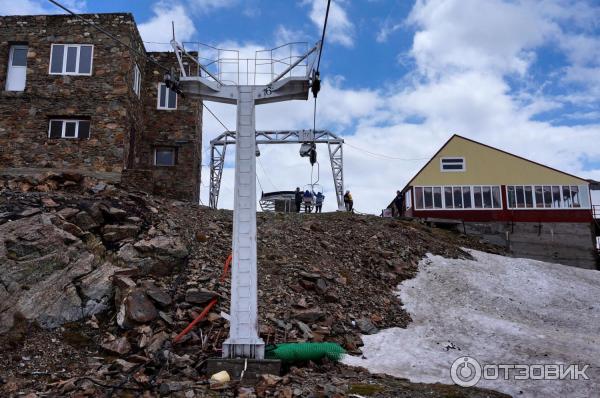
<box><xmin>591</xmin><ymin>190</ymin><xmax>600</xmax><ymax>206</ymax></box>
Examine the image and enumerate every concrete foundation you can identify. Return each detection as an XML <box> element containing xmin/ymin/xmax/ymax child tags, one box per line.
<box><xmin>462</xmin><ymin>221</ymin><xmax>598</xmax><ymax>269</ymax></box>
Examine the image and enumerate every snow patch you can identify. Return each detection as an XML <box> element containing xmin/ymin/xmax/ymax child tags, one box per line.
<box><xmin>343</xmin><ymin>250</ymin><xmax>600</xmax><ymax>398</ymax></box>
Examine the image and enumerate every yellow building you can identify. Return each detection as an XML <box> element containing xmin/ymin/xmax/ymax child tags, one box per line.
<box><xmin>391</xmin><ymin>135</ymin><xmax>597</xmax><ymax>269</ymax></box>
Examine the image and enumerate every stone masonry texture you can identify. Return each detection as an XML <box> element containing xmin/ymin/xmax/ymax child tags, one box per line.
<box><xmin>0</xmin><ymin>13</ymin><xmax>202</xmax><ymax>202</ymax></box>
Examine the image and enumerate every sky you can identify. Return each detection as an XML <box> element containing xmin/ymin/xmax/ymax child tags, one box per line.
<box><xmin>2</xmin><ymin>0</ymin><xmax>600</xmax><ymax>213</ymax></box>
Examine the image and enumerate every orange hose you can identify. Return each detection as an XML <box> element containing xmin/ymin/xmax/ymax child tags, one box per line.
<box><xmin>173</xmin><ymin>253</ymin><xmax>232</xmax><ymax>344</ymax></box>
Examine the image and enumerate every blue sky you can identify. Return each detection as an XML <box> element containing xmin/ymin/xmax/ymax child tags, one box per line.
<box><xmin>2</xmin><ymin>0</ymin><xmax>600</xmax><ymax>212</ymax></box>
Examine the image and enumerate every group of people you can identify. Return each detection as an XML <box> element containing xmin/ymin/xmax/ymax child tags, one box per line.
<box><xmin>293</xmin><ymin>187</ymin><xmax>354</xmax><ymax>213</ymax></box>
<box><xmin>294</xmin><ymin>187</ymin><xmax>325</xmax><ymax>213</ymax></box>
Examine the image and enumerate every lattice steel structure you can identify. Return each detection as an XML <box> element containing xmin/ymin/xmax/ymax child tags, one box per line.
<box><xmin>209</xmin><ymin>130</ymin><xmax>345</xmax><ymax>210</ymax></box>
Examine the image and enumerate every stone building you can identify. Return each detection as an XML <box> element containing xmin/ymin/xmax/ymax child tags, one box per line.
<box><xmin>0</xmin><ymin>13</ymin><xmax>202</xmax><ymax>202</ymax></box>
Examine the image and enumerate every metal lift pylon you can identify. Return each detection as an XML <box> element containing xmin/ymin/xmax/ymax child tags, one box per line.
<box><xmin>171</xmin><ymin>39</ymin><xmax>321</xmax><ymax>359</ymax></box>
<box><xmin>209</xmin><ymin>130</ymin><xmax>345</xmax><ymax>211</ymax></box>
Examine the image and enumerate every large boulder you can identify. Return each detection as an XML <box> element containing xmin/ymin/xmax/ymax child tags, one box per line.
<box><xmin>0</xmin><ymin>214</ymin><xmax>119</xmax><ymax>334</ymax></box>
<box><xmin>101</xmin><ymin>224</ymin><xmax>140</xmax><ymax>243</ymax></box>
<box><xmin>117</xmin><ymin>236</ymin><xmax>188</xmax><ymax>276</ymax></box>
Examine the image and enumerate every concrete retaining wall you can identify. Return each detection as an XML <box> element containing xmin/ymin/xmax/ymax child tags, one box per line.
<box><xmin>463</xmin><ymin>221</ymin><xmax>598</xmax><ymax>269</ymax></box>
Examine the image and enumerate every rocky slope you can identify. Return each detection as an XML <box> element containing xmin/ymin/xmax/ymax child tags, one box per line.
<box><xmin>0</xmin><ymin>172</ymin><xmax>507</xmax><ymax>397</ymax></box>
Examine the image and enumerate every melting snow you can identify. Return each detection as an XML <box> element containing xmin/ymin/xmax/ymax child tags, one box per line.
<box><xmin>343</xmin><ymin>250</ymin><xmax>600</xmax><ymax>398</ymax></box>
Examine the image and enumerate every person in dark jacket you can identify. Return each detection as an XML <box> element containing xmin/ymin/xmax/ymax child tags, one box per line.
<box><xmin>315</xmin><ymin>192</ymin><xmax>324</xmax><ymax>213</ymax></box>
<box><xmin>343</xmin><ymin>190</ymin><xmax>353</xmax><ymax>212</ymax></box>
<box><xmin>294</xmin><ymin>187</ymin><xmax>302</xmax><ymax>213</ymax></box>
<box><xmin>394</xmin><ymin>190</ymin><xmax>403</xmax><ymax>217</ymax></box>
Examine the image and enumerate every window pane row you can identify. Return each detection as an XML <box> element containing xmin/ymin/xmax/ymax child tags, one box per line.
<box><xmin>507</xmin><ymin>185</ymin><xmax>585</xmax><ymax>209</ymax></box>
<box><xmin>48</xmin><ymin>119</ymin><xmax>90</xmax><ymax>139</ymax></box>
<box><xmin>50</xmin><ymin>44</ymin><xmax>93</xmax><ymax>75</ymax></box>
<box><xmin>414</xmin><ymin>186</ymin><xmax>502</xmax><ymax>210</ymax></box>
<box><xmin>158</xmin><ymin>83</ymin><xmax>177</xmax><ymax>109</ymax></box>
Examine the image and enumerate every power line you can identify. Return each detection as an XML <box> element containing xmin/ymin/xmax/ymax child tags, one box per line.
<box><xmin>316</xmin><ymin>0</ymin><xmax>332</xmax><ymax>72</ymax></box>
<box><xmin>47</xmin><ymin>1</ymin><xmax>234</xmax><ymax>138</ymax></box>
<box><xmin>344</xmin><ymin>141</ymin><xmax>428</xmax><ymax>161</ymax></box>
<box><xmin>46</xmin><ymin>0</ymin><xmax>169</xmax><ymax>73</ymax></box>
<box><xmin>257</xmin><ymin>156</ymin><xmax>278</xmax><ymax>191</ymax></box>
<box><xmin>203</xmin><ymin>104</ymin><xmax>231</xmax><ymax>132</ymax></box>
<box><xmin>256</xmin><ymin>173</ymin><xmax>264</xmax><ymax>193</ymax></box>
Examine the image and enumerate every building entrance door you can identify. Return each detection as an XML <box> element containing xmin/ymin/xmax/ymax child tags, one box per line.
<box><xmin>6</xmin><ymin>45</ymin><xmax>28</xmax><ymax>91</ymax></box>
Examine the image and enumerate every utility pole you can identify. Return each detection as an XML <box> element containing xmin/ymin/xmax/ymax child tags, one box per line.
<box><xmin>171</xmin><ymin>40</ymin><xmax>320</xmax><ymax>359</ymax></box>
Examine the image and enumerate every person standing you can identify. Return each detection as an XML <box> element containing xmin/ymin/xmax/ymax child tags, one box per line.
<box><xmin>294</xmin><ymin>187</ymin><xmax>302</xmax><ymax>213</ymax></box>
<box><xmin>394</xmin><ymin>190</ymin><xmax>404</xmax><ymax>217</ymax></box>
<box><xmin>303</xmin><ymin>190</ymin><xmax>313</xmax><ymax>213</ymax></box>
<box><xmin>343</xmin><ymin>190</ymin><xmax>353</xmax><ymax>212</ymax></box>
<box><xmin>315</xmin><ymin>192</ymin><xmax>324</xmax><ymax>213</ymax></box>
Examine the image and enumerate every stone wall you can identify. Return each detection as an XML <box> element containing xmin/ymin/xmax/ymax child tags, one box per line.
<box><xmin>0</xmin><ymin>14</ymin><xmax>203</xmax><ymax>202</ymax></box>
<box><xmin>0</xmin><ymin>14</ymin><xmax>142</xmax><ymax>173</ymax></box>
<box><xmin>123</xmin><ymin>52</ymin><xmax>202</xmax><ymax>203</ymax></box>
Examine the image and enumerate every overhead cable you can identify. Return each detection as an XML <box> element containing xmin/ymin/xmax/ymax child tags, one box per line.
<box><xmin>47</xmin><ymin>1</ymin><xmax>235</xmax><ymax>161</ymax></box>
<box><xmin>316</xmin><ymin>0</ymin><xmax>332</xmax><ymax>72</ymax></box>
<box><xmin>344</xmin><ymin>141</ymin><xmax>428</xmax><ymax>161</ymax></box>
<box><xmin>47</xmin><ymin>0</ymin><xmax>169</xmax><ymax>73</ymax></box>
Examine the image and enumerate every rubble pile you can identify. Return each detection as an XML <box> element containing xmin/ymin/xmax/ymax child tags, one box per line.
<box><xmin>0</xmin><ymin>172</ymin><xmax>507</xmax><ymax>397</ymax></box>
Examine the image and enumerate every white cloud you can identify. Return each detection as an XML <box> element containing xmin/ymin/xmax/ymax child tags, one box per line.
<box><xmin>0</xmin><ymin>0</ymin><xmax>86</xmax><ymax>15</ymax></box>
<box><xmin>189</xmin><ymin>0</ymin><xmax>237</xmax><ymax>13</ymax></box>
<box><xmin>138</xmin><ymin>2</ymin><xmax>197</xmax><ymax>51</ymax></box>
<box><xmin>408</xmin><ymin>0</ymin><xmax>557</xmax><ymax>77</ymax></box>
<box><xmin>202</xmin><ymin>0</ymin><xmax>600</xmax><ymax>214</ymax></box>
<box><xmin>274</xmin><ymin>25</ymin><xmax>306</xmax><ymax>46</ymax></box>
<box><xmin>376</xmin><ymin>19</ymin><xmax>402</xmax><ymax>43</ymax></box>
<box><xmin>305</xmin><ymin>0</ymin><xmax>354</xmax><ymax>47</ymax></box>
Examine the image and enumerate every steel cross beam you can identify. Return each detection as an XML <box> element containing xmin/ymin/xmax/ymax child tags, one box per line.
<box><xmin>209</xmin><ymin>129</ymin><xmax>345</xmax><ymax>210</ymax></box>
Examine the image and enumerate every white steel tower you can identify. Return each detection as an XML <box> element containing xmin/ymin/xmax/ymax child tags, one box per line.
<box><xmin>170</xmin><ymin>40</ymin><xmax>321</xmax><ymax>359</ymax></box>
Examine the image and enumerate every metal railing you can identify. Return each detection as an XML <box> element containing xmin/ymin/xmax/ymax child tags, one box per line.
<box><xmin>593</xmin><ymin>205</ymin><xmax>600</xmax><ymax>219</ymax></box>
<box><xmin>179</xmin><ymin>41</ymin><xmax>312</xmax><ymax>86</ymax></box>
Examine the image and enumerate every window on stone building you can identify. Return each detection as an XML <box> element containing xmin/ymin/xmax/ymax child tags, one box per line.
<box><xmin>48</xmin><ymin>119</ymin><xmax>91</xmax><ymax>139</ymax></box>
<box><xmin>133</xmin><ymin>64</ymin><xmax>141</xmax><ymax>97</ymax></box>
<box><xmin>49</xmin><ymin>44</ymin><xmax>93</xmax><ymax>75</ymax></box>
<box><xmin>154</xmin><ymin>147</ymin><xmax>176</xmax><ymax>166</ymax></box>
<box><xmin>157</xmin><ymin>83</ymin><xmax>177</xmax><ymax>110</ymax></box>
<box><xmin>6</xmin><ymin>45</ymin><xmax>28</xmax><ymax>91</ymax></box>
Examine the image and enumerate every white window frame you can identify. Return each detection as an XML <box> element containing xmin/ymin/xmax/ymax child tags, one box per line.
<box><xmin>405</xmin><ymin>190</ymin><xmax>412</xmax><ymax>210</ymax></box>
<box><xmin>133</xmin><ymin>64</ymin><xmax>141</xmax><ymax>97</ymax></box>
<box><xmin>48</xmin><ymin>44</ymin><xmax>94</xmax><ymax>76</ymax></box>
<box><xmin>6</xmin><ymin>44</ymin><xmax>28</xmax><ymax>91</ymax></box>
<box><xmin>506</xmin><ymin>184</ymin><xmax>591</xmax><ymax>210</ymax></box>
<box><xmin>47</xmin><ymin>119</ymin><xmax>90</xmax><ymax>139</ymax></box>
<box><xmin>413</xmin><ymin>185</ymin><xmax>503</xmax><ymax>210</ymax></box>
<box><xmin>440</xmin><ymin>157</ymin><xmax>466</xmax><ymax>172</ymax></box>
<box><xmin>154</xmin><ymin>147</ymin><xmax>176</xmax><ymax>167</ymax></box>
<box><xmin>156</xmin><ymin>82</ymin><xmax>177</xmax><ymax>110</ymax></box>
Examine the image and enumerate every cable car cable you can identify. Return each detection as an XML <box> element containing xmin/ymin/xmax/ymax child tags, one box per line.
<box><xmin>316</xmin><ymin>0</ymin><xmax>332</xmax><ymax>72</ymax></box>
<box><xmin>307</xmin><ymin>1</ymin><xmax>332</xmax><ymax>192</ymax></box>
